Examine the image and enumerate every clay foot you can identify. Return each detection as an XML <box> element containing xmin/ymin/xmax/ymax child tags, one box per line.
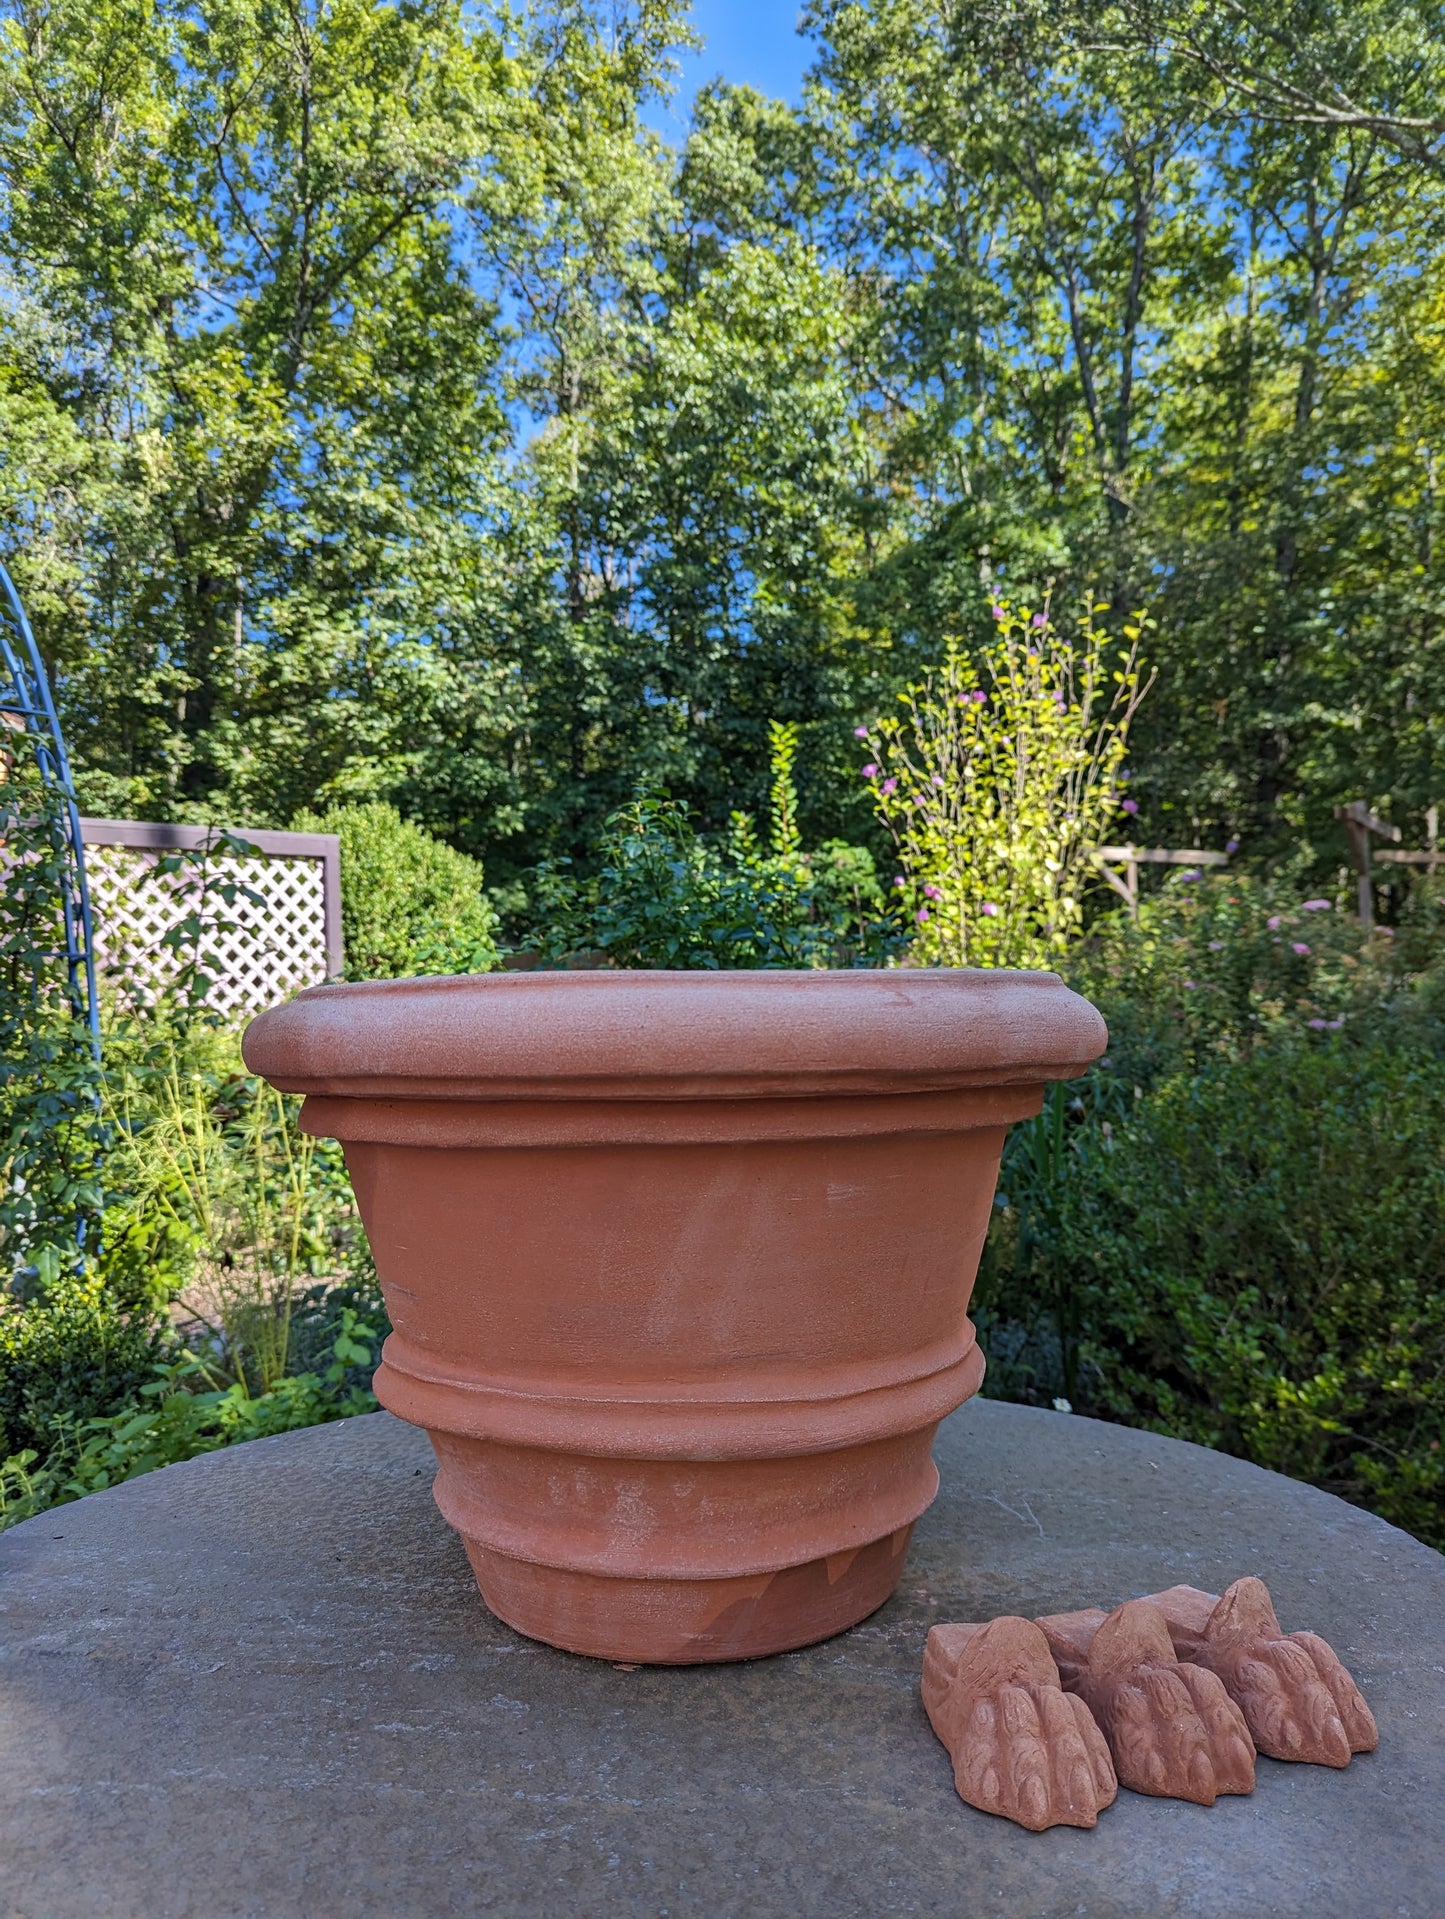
<box><xmin>922</xmin><ymin>1615</ymin><xmax>1117</xmax><ymax>1831</ymax></box>
<box><xmin>1141</xmin><ymin>1577</ymin><xmax>1379</xmax><ymax>1767</ymax></box>
<box><xmin>1036</xmin><ymin>1599</ymin><xmax>1255</xmax><ymax>1804</ymax></box>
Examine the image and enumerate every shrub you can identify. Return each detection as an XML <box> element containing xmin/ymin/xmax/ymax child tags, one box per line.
<box><xmin>523</xmin><ymin>728</ymin><xmax>897</xmax><ymax>969</ymax></box>
<box><xmin>525</xmin><ymin>790</ymin><xmax>896</xmax><ymax>969</ymax></box>
<box><xmin>1068</xmin><ymin>870</ymin><xmax>1445</xmax><ymax>1087</ymax></box>
<box><xmin>292</xmin><ymin>802</ymin><xmax>499</xmax><ymax>978</ymax></box>
<box><xmin>528</xmin><ymin>792</ymin><xmax>746</xmax><ymax>967</ymax></box>
<box><xmin>856</xmin><ymin>598</ymin><xmax>1149</xmax><ymax>965</ymax></box>
<box><xmin>0</xmin><ymin>1272</ymin><xmax>173</xmax><ymax>1460</ymax></box>
<box><xmin>0</xmin><ymin>1309</ymin><xmax>379</xmax><ymax>1530</ymax></box>
<box><xmin>978</xmin><ymin>874</ymin><xmax>1445</xmax><ymax>1547</ymax></box>
<box><xmin>1060</xmin><ymin>1041</ymin><xmax>1445</xmax><ymax>1545</ymax></box>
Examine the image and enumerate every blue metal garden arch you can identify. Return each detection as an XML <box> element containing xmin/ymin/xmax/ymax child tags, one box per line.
<box><xmin>0</xmin><ymin>560</ymin><xmax>100</xmax><ymax>1051</ymax></box>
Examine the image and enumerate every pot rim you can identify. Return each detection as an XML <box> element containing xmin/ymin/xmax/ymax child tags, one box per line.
<box><xmin>243</xmin><ymin>967</ymin><xmax>1107</xmax><ymax>1103</ymax></box>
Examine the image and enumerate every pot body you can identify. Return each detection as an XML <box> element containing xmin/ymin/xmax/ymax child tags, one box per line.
<box><xmin>244</xmin><ymin>970</ymin><xmax>1104</xmax><ymax>1663</ymax></box>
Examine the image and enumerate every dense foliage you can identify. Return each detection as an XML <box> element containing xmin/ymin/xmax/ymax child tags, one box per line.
<box><xmin>2</xmin><ymin>0</ymin><xmax>1440</xmax><ymax>892</ymax></box>
<box><xmin>0</xmin><ymin>1269</ymin><xmax>170</xmax><ymax>1461</ymax></box>
<box><xmin>1068</xmin><ymin>1042</ymin><xmax>1445</xmax><ymax>1544</ymax></box>
<box><xmin>0</xmin><ymin>1307</ymin><xmax>379</xmax><ymax>1529</ymax></box>
<box><xmin>976</xmin><ymin>875</ymin><xmax>1445</xmax><ymax>1545</ymax></box>
<box><xmin>522</xmin><ymin>724</ymin><xmax>895</xmax><ymax>965</ymax></box>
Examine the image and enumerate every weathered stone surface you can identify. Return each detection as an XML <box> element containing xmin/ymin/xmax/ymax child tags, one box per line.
<box><xmin>2</xmin><ymin>1399</ymin><xmax>1440</xmax><ymax>1919</ymax></box>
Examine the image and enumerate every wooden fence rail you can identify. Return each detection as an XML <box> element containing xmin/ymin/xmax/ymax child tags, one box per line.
<box><xmin>1091</xmin><ymin>844</ymin><xmax>1230</xmax><ymax>916</ymax></box>
<box><xmin>1094</xmin><ymin>801</ymin><xmax>1441</xmax><ymax>930</ymax></box>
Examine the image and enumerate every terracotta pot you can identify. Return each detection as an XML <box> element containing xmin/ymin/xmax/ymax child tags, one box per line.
<box><xmin>243</xmin><ymin>970</ymin><xmax>1104</xmax><ymax>1664</ymax></box>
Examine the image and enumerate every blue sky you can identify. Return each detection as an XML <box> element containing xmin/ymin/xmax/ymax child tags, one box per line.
<box><xmin>650</xmin><ymin>1</ymin><xmax>817</xmax><ymax>134</ymax></box>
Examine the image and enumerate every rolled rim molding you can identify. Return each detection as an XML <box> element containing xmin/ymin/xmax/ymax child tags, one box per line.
<box><xmin>242</xmin><ymin>967</ymin><xmax>1108</xmax><ymax>1106</ymax></box>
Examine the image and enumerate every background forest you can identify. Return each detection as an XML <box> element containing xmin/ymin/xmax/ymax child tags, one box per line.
<box><xmin>2</xmin><ymin>0</ymin><xmax>1442</xmax><ymax>902</ymax></box>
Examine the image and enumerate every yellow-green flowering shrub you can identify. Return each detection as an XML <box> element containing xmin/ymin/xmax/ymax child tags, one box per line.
<box><xmin>856</xmin><ymin>600</ymin><xmax>1150</xmax><ymax>966</ymax></box>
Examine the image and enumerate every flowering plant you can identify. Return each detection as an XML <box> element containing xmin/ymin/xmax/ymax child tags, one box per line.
<box><xmin>1069</xmin><ymin>873</ymin><xmax>1406</xmax><ymax>1086</ymax></box>
<box><xmin>854</xmin><ymin>599</ymin><xmax>1151</xmax><ymax>966</ymax></box>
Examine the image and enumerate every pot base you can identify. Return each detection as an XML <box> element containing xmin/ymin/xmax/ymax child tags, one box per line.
<box><xmin>460</xmin><ymin>1524</ymin><xmax>915</xmax><ymax>1665</ymax></box>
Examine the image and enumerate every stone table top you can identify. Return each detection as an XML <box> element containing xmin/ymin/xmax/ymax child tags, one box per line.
<box><xmin>2</xmin><ymin>1400</ymin><xmax>1441</xmax><ymax>1919</ymax></box>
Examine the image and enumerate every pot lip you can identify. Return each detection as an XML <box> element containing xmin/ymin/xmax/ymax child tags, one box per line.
<box><xmin>243</xmin><ymin>967</ymin><xmax>1108</xmax><ymax>1104</ymax></box>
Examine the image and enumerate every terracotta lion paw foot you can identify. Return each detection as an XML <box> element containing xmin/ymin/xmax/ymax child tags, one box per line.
<box><xmin>1036</xmin><ymin>1599</ymin><xmax>1256</xmax><ymax>1804</ymax></box>
<box><xmin>922</xmin><ymin>1615</ymin><xmax>1117</xmax><ymax>1831</ymax></box>
<box><xmin>1143</xmin><ymin>1577</ymin><xmax>1379</xmax><ymax>1768</ymax></box>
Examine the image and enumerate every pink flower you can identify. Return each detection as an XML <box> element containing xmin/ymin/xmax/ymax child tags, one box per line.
<box><xmin>991</xmin><ymin>603</ymin><xmax>1005</xmax><ymax>619</ymax></box>
<box><xmin>981</xmin><ymin>902</ymin><xmax>999</xmax><ymax>917</ymax></box>
<box><xmin>893</xmin><ymin>875</ymin><xmax>905</xmax><ymax>888</ymax></box>
<box><xmin>1301</xmin><ymin>898</ymin><xmax>1331</xmax><ymax>911</ymax></box>
<box><xmin>853</xmin><ymin>726</ymin><xmax>868</xmax><ymax>739</ymax></box>
<box><xmin>1208</xmin><ymin>940</ymin><xmax>1223</xmax><ymax>950</ymax></box>
<box><xmin>972</xmin><ymin>691</ymin><xmax>986</xmax><ymax>705</ymax></box>
<box><xmin>861</xmin><ymin>762</ymin><xmax>878</xmax><ymax>778</ymax></box>
<box><xmin>1121</xmin><ymin>798</ymin><xmax>1139</xmax><ymax>815</ymax></box>
<box><xmin>1182</xmin><ymin>979</ymin><xmax>1196</xmax><ymax>989</ymax></box>
<box><xmin>1308</xmin><ymin>1017</ymin><xmax>1328</xmax><ymax>1030</ymax></box>
<box><xmin>881</xmin><ymin>777</ymin><xmax>897</xmax><ymax>795</ymax></box>
<box><xmin>923</xmin><ymin>884</ymin><xmax>941</xmax><ymax>899</ymax></box>
<box><xmin>1327</xmin><ymin>1018</ymin><xmax>1343</xmax><ymax>1030</ymax></box>
<box><xmin>1032</xmin><ymin>613</ymin><xmax>1046</xmax><ymax>629</ymax></box>
<box><xmin>1267</xmin><ymin>915</ymin><xmax>1281</xmax><ymax>930</ymax></box>
<box><xmin>1292</xmin><ymin>941</ymin><xmax>1310</xmax><ymax>956</ymax></box>
<box><xmin>916</xmin><ymin>908</ymin><xmax>930</xmax><ymax>923</ymax></box>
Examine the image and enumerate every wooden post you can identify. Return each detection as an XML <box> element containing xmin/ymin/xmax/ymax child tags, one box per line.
<box><xmin>1334</xmin><ymin>801</ymin><xmax>1401</xmax><ymax>930</ymax></box>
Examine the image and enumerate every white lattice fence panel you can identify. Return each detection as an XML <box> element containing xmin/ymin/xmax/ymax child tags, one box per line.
<box><xmin>87</xmin><ymin>845</ymin><xmax>329</xmax><ymax>1018</ymax></box>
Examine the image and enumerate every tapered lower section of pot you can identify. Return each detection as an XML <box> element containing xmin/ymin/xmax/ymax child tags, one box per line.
<box><xmin>416</xmin><ymin>1416</ymin><xmax>951</xmax><ymax>1662</ymax></box>
<box><xmin>459</xmin><ymin>1523</ymin><xmax>916</xmax><ymax>1664</ymax></box>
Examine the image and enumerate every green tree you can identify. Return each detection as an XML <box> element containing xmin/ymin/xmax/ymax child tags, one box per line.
<box><xmin>0</xmin><ymin>0</ymin><xmax>519</xmax><ymax>822</ymax></box>
<box><xmin>796</xmin><ymin>0</ymin><xmax>1445</xmax><ymax>854</ymax></box>
<box><xmin>1</xmin><ymin>0</ymin><xmax>1443</xmax><ymax>888</ymax></box>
